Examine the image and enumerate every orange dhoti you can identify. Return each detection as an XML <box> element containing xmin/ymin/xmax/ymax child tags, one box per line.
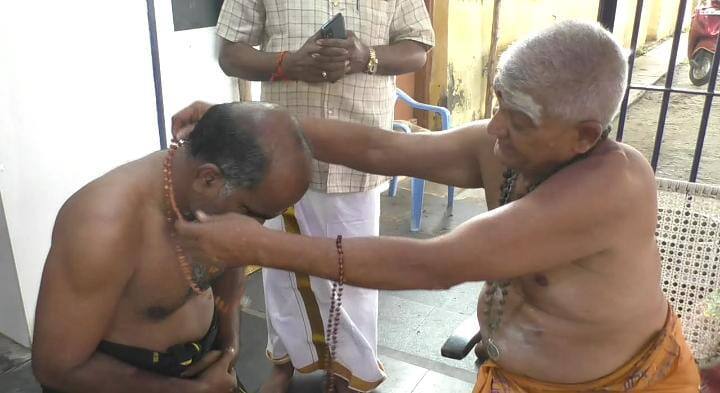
<box><xmin>474</xmin><ymin>310</ymin><xmax>701</xmax><ymax>392</ymax></box>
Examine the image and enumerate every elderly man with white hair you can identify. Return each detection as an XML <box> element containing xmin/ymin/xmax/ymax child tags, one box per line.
<box><xmin>174</xmin><ymin>21</ymin><xmax>701</xmax><ymax>392</ymax></box>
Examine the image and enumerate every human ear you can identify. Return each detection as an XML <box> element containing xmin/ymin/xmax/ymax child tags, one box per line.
<box><xmin>574</xmin><ymin>121</ymin><xmax>603</xmax><ymax>154</ymax></box>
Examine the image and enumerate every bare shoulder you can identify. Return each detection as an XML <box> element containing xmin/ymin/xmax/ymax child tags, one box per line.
<box><xmin>437</xmin><ymin>119</ymin><xmax>504</xmax><ymax>189</ymax></box>
<box><xmin>594</xmin><ymin>140</ymin><xmax>656</xmax><ymax>193</ymax></box>
<box><xmin>448</xmin><ymin>119</ymin><xmax>492</xmax><ymax>138</ymax></box>
<box><xmin>48</xmin><ymin>166</ymin><xmax>146</xmax><ymax>288</ymax></box>
<box><xmin>438</xmin><ymin>119</ymin><xmax>496</xmax><ymax>159</ymax></box>
<box><xmin>54</xmin><ymin>152</ymin><xmax>158</xmax><ymax>243</ymax></box>
<box><xmin>464</xmin><ymin>119</ymin><xmax>497</xmax><ymax>150</ymax></box>
<box><xmin>549</xmin><ymin>139</ymin><xmax>657</xmax><ymax>218</ymax></box>
<box><xmin>456</xmin><ymin>120</ymin><xmax>504</xmax><ymax>186</ymax></box>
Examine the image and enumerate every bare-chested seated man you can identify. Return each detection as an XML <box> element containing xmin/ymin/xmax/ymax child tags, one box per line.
<box><xmin>173</xmin><ymin>21</ymin><xmax>701</xmax><ymax>392</ymax></box>
<box><xmin>32</xmin><ymin>102</ymin><xmax>312</xmax><ymax>393</ymax></box>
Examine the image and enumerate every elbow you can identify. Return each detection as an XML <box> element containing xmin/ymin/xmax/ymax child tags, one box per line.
<box><xmin>32</xmin><ymin>346</ymin><xmax>78</xmax><ymax>390</ymax></box>
<box><xmin>415</xmin><ymin>51</ymin><xmax>428</xmax><ymax>69</ymax></box>
<box><xmin>32</xmin><ymin>357</ymin><xmax>62</xmax><ymax>389</ymax></box>
<box><xmin>218</xmin><ymin>46</ymin><xmax>244</xmax><ymax>78</ymax></box>
<box><xmin>399</xmin><ymin>55</ymin><xmax>427</xmax><ymax>74</ymax></box>
<box><xmin>218</xmin><ymin>53</ymin><xmax>234</xmax><ymax>77</ymax></box>
<box><xmin>419</xmin><ymin>243</ymin><xmax>469</xmax><ymax>290</ymax></box>
<box><xmin>434</xmin><ymin>271</ymin><xmax>462</xmax><ymax>290</ymax></box>
<box><xmin>404</xmin><ymin>50</ymin><xmax>428</xmax><ymax>73</ymax></box>
<box><xmin>416</xmin><ymin>261</ymin><xmax>458</xmax><ymax>291</ymax></box>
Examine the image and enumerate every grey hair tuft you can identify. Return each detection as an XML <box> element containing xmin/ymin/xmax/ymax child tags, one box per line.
<box><xmin>495</xmin><ymin>20</ymin><xmax>628</xmax><ymax>127</ymax></box>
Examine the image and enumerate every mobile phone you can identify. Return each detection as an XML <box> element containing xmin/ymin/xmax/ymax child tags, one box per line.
<box><xmin>320</xmin><ymin>13</ymin><xmax>347</xmax><ymax>39</ymax></box>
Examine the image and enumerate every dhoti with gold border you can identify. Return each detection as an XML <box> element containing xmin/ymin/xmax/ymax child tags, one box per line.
<box><xmin>262</xmin><ymin>189</ymin><xmax>386</xmax><ymax>392</ymax></box>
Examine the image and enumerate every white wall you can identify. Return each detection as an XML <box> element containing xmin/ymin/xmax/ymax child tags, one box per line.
<box><xmin>251</xmin><ymin>81</ymin><xmax>262</xmax><ymax>101</ymax></box>
<box><xmin>0</xmin><ymin>1</ymin><xmax>160</xmax><ymax>342</ymax></box>
<box><xmin>153</xmin><ymin>1</ymin><xmax>239</xmax><ymax>142</ymax></box>
<box><xmin>0</xmin><ymin>193</ymin><xmax>29</xmax><ymax>347</ymax></box>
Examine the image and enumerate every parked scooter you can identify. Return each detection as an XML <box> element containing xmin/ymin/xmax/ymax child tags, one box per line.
<box><xmin>688</xmin><ymin>0</ymin><xmax>720</xmax><ymax>86</ymax></box>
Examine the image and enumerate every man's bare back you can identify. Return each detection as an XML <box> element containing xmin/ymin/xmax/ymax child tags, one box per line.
<box><xmin>475</xmin><ymin>130</ymin><xmax>668</xmax><ymax>383</ymax></box>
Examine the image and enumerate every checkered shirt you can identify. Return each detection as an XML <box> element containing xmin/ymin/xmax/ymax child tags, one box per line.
<box><xmin>217</xmin><ymin>0</ymin><xmax>435</xmax><ymax>193</ymax></box>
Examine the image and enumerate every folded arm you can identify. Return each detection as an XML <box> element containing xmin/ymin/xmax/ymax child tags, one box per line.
<box><xmin>32</xmin><ymin>203</ymin><xmax>206</xmax><ymax>393</ymax></box>
<box><xmin>372</xmin><ymin>40</ymin><xmax>428</xmax><ymax>75</ymax></box>
<box><xmin>218</xmin><ymin>33</ymin><xmax>429</xmax><ymax>81</ymax></box>
<box><xmin>218</xmin><ymin>40</ymin><xmax>279</xmax><ymax>81</ymax></box>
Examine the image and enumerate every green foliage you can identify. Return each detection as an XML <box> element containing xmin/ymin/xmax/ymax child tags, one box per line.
<box><xmin>705</xmin><ymin>291</ymin><xmax>720</xmax><ymax>320</ymax></box>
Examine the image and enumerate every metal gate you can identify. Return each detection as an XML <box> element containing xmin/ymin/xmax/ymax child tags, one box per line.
<box><xmin>598</xmin><ymin>0</ymin><xmax>720</xmax><ymax>182</ymax></box>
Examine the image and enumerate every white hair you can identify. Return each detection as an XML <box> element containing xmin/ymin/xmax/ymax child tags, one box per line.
<box><xmin>494</xmin><ymin>20</ymin><xmax>628</xmax><ymax>128</ymax></box>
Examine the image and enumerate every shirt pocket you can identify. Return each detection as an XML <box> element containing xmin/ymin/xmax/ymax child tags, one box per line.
<box><xmin>263</xmin><ymin>1</ymin><xmax>325</xmax><ymax>50</ymax></box>
<box><xmin>349</xmin><ymin>0</ymin><xmax>392</xmax><ymax>46</ymax></box>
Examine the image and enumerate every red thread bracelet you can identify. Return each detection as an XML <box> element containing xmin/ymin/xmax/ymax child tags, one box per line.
<box><xmin>270</xmin><ymin>51</ymin><xmax>289</xmax><ymax>81</ymax></box>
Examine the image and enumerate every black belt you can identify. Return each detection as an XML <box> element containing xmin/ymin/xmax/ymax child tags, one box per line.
<box><xmin>96</xmin><ymin>312</ymin><xmax>220</xmax><ymax>378</ymax></box>
<box><xmin>41</xmin><ymin>313</ymin><xmax>248</xmax><ymax>392</ymax></box>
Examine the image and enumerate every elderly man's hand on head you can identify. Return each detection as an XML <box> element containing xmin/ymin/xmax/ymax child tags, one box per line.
<box><xmin>171</xmin><ymin>101</ymin><xmax>213</xmax><ymax>141</ymax></box>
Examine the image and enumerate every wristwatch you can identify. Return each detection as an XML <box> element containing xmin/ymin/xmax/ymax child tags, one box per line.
<box><xmin>365</xmin><ymin>47</ymin><xmax>378</xmax><ymax>75</ymax></box>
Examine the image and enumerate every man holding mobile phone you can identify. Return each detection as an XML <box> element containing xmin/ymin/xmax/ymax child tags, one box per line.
<box><xmin>215</xmin><ymin>1</ymin><xmax>434</xmax><ymax>392</ymax></box>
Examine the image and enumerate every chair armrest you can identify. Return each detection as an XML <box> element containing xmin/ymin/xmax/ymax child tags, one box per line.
<box><xmin>701</xmin><ymin>365</ymin><xmax>720</xmax><ymax>392</ymax></box>
<box><xmin>440</xmin><ymin>315</ymin><xmax>483</xmax><ymax>360</ymax></box>
<box><xmin>396</xmin><ymin>89</ymin><xmax>451</xmax><ymax>130</ymax></box>
<box><xmin>392</xmin><ymin>121</ymin><xmax>413</xmax><ymax>134</ymax></box>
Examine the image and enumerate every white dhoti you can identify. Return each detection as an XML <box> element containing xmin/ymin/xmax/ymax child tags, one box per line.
<box><xmin>263</xmin><ymin>189</ymin><xmax>386</xmax><ymax>391</ymax></box>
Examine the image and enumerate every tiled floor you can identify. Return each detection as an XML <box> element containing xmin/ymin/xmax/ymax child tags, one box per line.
<box><xmin>0</xmin><ymin>180</ymin><xmax>488</xmax><ymax>392</ymax></box>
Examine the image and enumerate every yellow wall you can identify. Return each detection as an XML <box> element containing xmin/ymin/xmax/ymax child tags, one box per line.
<box><xmin>495</xmin><ymin>0</ymin><xmax>600</xmax><ymax>50</ymax></box>
<box><xmin>647</xmin><ymin>0</ymin><xmax>677</xmax><ymax>40</ymax></box>
<box><xmin>446</xmin><ymin>0</ymin><xmax>600</xmax><ymax>124</ymax></box>
<box><xmin>446</xmin><ymin>0</ymin><xmax>492</xmax><ymax>124</ymax></box>
<box><xmin>614</xmin><ymin>0</ymin><xmax>693</xmax><ymax>47</ymax></box>
<box><xmin>664</xmin><ymin>0</ymin><xmax>693</xmax><ymax>39</ymax></box>
<box><xmin>613</xmin><ymin>0</ymin><xmax>643</xmax><ymax>49</ymax></box>
<box><xmin>444</xmin><ymin>0</ymin><xmax>693</xmax><ymax>125</ymax></box>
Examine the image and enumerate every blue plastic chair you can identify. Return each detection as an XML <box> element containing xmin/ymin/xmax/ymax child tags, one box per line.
<box><xmin>389</xmin><ymin>89</ymin><xmax>454</xmax><ymax>232</ymax></box>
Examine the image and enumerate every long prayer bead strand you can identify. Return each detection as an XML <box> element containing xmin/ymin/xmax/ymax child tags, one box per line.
<box><xmin>484</xmin><ymin>146</ymin><xmax>599</xmax><ymax>359</ymax></box>
<box><xmin>325</xmin><ymin>235</ymin><xmax>345</xmax><ymax>393</ymax></box>
<box><xmin>164</xmin><ymin>143</ymin><xmax>204</xmax><ymax>295</ymax></box>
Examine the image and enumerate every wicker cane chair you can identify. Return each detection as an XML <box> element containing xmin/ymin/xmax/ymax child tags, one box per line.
<box><xmin>656</xmin><ymin>177</ymin><xmax>720</xmax><ymax>371</ymax></box>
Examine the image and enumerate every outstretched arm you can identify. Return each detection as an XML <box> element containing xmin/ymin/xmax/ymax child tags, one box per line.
<box><xmin>171</xmin><ymin>101</ymin><xmax>493</xmax><ymax>188</ymax></box>
<box><xmin>300</xmin><ymin>118</ymin><xmax>492</xmax><ymax>188</ymax></box>
<box><xmin>178</xmin><ymin>154</ymin><xmax>642</xmax><ymax>290</ymax></box>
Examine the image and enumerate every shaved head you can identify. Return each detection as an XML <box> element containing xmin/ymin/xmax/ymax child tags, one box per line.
<box><xmin>188</xmin><ymin>102</ymin><xmax>311</xmax><ymax>192</ymax></box>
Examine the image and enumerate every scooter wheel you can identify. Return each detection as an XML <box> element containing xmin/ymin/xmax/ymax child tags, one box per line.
<box><xmin>690</xmin><ymin>50</ymin><xmax>714</xmax><ymax>86</ymax></box>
